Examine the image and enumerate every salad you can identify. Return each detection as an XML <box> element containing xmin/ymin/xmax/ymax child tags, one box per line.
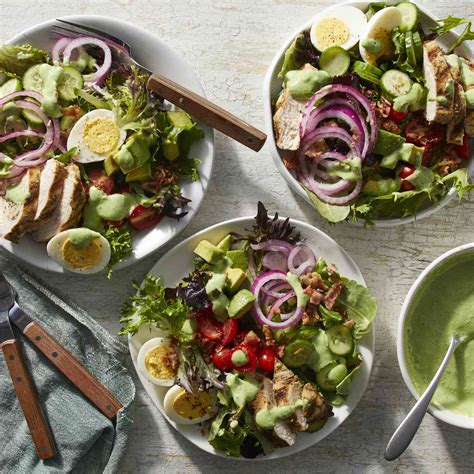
<box><xmin>121</xmin><ymin>203</ymin><xmax>377</xmax><ymax>458</ymax></box>
<box><xmin>0</xmin><ymin>34</ymin><xmax>203</xmax><ymax>275</ymax></box>
<box><xmin>272</xmin><ymin>2</ymin><xmax>474</xmax><ymax>224</ymax></box>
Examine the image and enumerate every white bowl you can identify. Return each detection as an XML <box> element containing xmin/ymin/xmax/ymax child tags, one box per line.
<box><xmin>263</xmin><ymin>1</ymin><xmax>474</xmax><ymax>227</ymax></box>
<box><xmin>397</xmin><ymin>243</ymin><xmax>474</xmax><ymax>430</ymax></box>
<box><xmin>128</xmin><ymin>216</ymin><xmax>375</xmax><ymax>460</ymax></box>
<box><xmin>1</xmin><ymin>15</ymin><xmax>214</xmax><ymax>273</ymax></box>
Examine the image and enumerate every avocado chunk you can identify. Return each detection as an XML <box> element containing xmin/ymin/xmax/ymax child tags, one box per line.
<box><xmin>226</xmin><ymin>249</ymin><xmax>248</xmax><ymax>271</ymax></box>
<box><xmin>225</xmin><ymin>267</ymin><xmax>247</xmax><ymax>294</ymax></box>
<box><xmin>162</xmin><ymin>138</ymin><xmax>180</xmax><ymax>161</ymax></box>
<box><xmin>194</xmin><ymin>240</ymin><xmax>225</xmax><ymax>264</ymax></box>
<box><xmin>212</xmin><ymin>293</ymin><xmax>229</xmax><ymax>322</ymax></box>
<box><xmin>116</xmin><ymin>132</ymin><xmax>151</xmax><ymax>174</ymax></box>
<box><xmin>228</xmin><ymin>289</ymin><xmax>256</xmax><ymax>319</ymax></box>
<box><xmin>104</xmin><ymin>155</ymin><xmax>119</xmax><ymax>176</ymax></box>
<box><xmin>125</xmin><ymin>161</ymin><xmax>152</xmax><ymax>182</ymax></box>
<box><xmin>363</xmin><ymin>177</ymin><xmax>402</xmax><ymax>196</ymax></box>
<box><xmin>374</xmin><ymin>129</ymin><xmax>406</xmax><ymax>155</ymax></box>
<box><xmin>380</xmin><ymin>143</ymin><xmax>424</xmax><ymax>169</ymax></box>
<box><xmin>167</xmin><ymin>110</ymin><xmax>195</xmax><ymax>128</ymax></box>
<box><xmin>217</xmin><ymin>234</ymin><xmax>233</xmax><ymax>252</ymax></box>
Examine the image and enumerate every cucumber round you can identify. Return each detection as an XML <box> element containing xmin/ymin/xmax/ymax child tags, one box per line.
<box><xmin>352</xmin><ymin>61</ymin><xmax>383</xmax><ymax>85</ymax></box>
<box><xmin>57</xmin><ymin>66</ymin><xmax>83</xmax><ymax>101</ymax></box>
<box><xmin>283</xmin><ymin>339</ymin><xmax>317</xmax><ymax>368</ymax></box>
<box><xmin>0</xmin><ymin>78</ymin><xmax>22</xmax><ymax>98</ymax></box>
<box><xmin>316</xmin><ymin>362</ymin><xmax>348</xmax><ymax>391</ymax></box>
<box><xmin>319</xmin><ymin>46</ymin><xmax>351</xmax><ymax>77</ymax></box>
<box><xmin>405</xmin><ymin>32</ymin><xmax>417</xmax><ymax>67</ymax></box>
<box><xmin>23</xmin><ymin>64</ymin><xmax>44</xmax><ymax>93</ymax></box>
<box><xmin>326</xmin><ymin>325</ymin><xmax>354</xmax><ymax>356</ymax></box>
<box><xmin>22</xmin><ymin>107</ymin><xmax>44</xmax><ymax>126</ymax></box>
<box><xmin>396</xmin><ymin>2</ymin><xmax>418</xmax><ymax>32</ymax></box>
<box><xmin>381</xmin><ymin>69</ymin><xmax>412</xmax><ymax>98</ymax></box>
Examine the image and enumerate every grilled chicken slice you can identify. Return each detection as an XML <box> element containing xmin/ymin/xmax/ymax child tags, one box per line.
<box><xmin>250</xmin><ymin>377</ymin><xmax>297</xmax><ymax>447</ymax></box>
<box><xmin>423</xmin><ymin>41</ymin><xmax>455</xmax><ymax>124</ymax></box>
<box><xmin>273</xmin><ymin>359</ymin><xmax>307</xmax><ymax>432</ymax></box>
<box><xmin>445</xmin><ymin>55</ymin><xmax>466</xmax><ymax>145</ymax></box>
<box><xmin>32</xmin><ymin>163</ymin><xmax>86</xmax><ymax>242</ymax></box>
<box><xmin>301</xmin><ymin>383</ymin><xmax>333</xmax><ymax>424</ymax></box>
<box><xmin>273</xmin><ymin>88</ymin><xmax>305</xmax><ymax>151</ymax></box>
<box><xmin>459</xmin><ymin>57</ymin><xmax>474</xmax><ymax>136</ymax></box>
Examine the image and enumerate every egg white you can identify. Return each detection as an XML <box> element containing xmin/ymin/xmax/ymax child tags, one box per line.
<box><xmin>310</xmin><ymin>6</ymin><xmax>367</xmax><ymax>52</ymax></box>
<box><xmin>47</xmin><ymin>229</ymin><xmax>111</xmax><ymax>274</ymax></box>
<box><xmin>359</xmin><ymin>6</ymin><xmax>402</xmax><ymax>64</ymax></box>
<box><xmin>163</xmin><ymin>384</ymin><xmax>215</xmax><ymax>425</ymax></box>
<box><xmin>137</xmin><ymin>337</ymin><xmax>177</xmax><ymax>387</ymax></box>
<box><xmin>67</xmin><ymin>109</ymin><xmax>126</xmax><ymax>163</ymax></box>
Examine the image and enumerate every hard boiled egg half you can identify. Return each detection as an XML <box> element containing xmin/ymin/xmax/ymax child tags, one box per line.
<box><xmin>67</xmin><ymin>109</ymin><xmax>126</xmax><ymax>163</ymax></box>
<box><xmin>359</xmin><ymin>7</ymin><xmax>402</xmax><ymax>64</ymax></box>
<box><xmin>137</xmin><ymin>337</ymin><xmax>178</xmax><ymax>386</ymax></box>
<box><xmin>47</xmin><ymin>228</ymin><xmax>111</xmax><ymax>274</ymax></box>
<box><xmin>310</xmin><ymin>6</ymin><xmax>367</xmax><ymax>52</ymax></box>
<box><xmin>163</xmin><ymin>384</ymin><xmax>215</xmax><ymax>425</ymax></box>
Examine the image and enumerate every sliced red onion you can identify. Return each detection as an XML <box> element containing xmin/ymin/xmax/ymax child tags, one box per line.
<box><xmin>0</xmin><ymin>90</ymin><xmax>43</xmax><ymax>107</ymax></box>
<box><xmin>267</xmin><ymin>291</ymin><xmax>296</xmax><ymax>321</ymax></box>
<box><xmin>301</xmin><ymin>176</ymin><xmax>363</xmax><ymax>205</ymax></box>
<box><xmin>288</xmin><ymin>245</ymin><xmax>316</xmax><ymax>276</ymax></box>
<box><xmin>62</xmin><ymin>37</ymin><xmax>112</xmax><ymax>84</ymax></box>
<box><xmin>261</xmin><ymin>280</ymin><xmax>292</xmax><ymax>299</ymax></box>
<box><xmin>51</xmin><ymin>118</ymin><xmax>61</xmax><ymax>151</ymax></box>
<box><xmin>0</xmin><ymin>130</ymin><xmax>43</xmax><ymax>143</ymax></box>
<box><xmin>308</xmin><ymin>162</ymin><xmax>351</xmax><ymax>196</ymax></box>
<box><xmin>262</xmin><ymin>251</ymin><xmax>289</xmax><ymax>272</ymax></box>
<box><xmin>52</xmin><ymin>37</ymin><xmax>72</xmax><ymax>63</ymax></box>
<box><xmin>250</xmin><ymin>239</ymin><xmax>293</xmax><ymax>255</ymax></box>
<box><xmin>311</xmin><ymin>151</ymin><xmax>347</xmax><ymax>180</ymax></box>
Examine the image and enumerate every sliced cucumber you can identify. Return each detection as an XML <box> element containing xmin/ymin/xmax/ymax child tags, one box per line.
<box><xmin>0</xmin><ymin>78</ymin><xmax>22</xmax><ymax>98</ymax></box>
<box><xmin>405</xmin><ymin>32</ymin><xmax>417</xmax><ymax>67</ymax></box>
<box><xmin>23</xmin><ymin>64</ymin><xmax>44</xmax><ymax>93</ymax></box>
<box><xmin>22</xmin><ymin>107</ymin><xmax>44</xmax><ymax>126</ymax></box>
<box><xmin>58</xmin><ymin>66</ymin><xmax>83</xmax><ymax>101</ymax></box>
<box><xmin>283</xmin><ymin>339</ymin><xmax>317</xmax><ymax>368</ymax></box>
<box><xmin>326</xmin><ymin>325</ymin><xmax>354</xmax><ymax>356</ymax></box>
<box><xmin>319</xmin><ymin>46</ymin><xmax>351</xmax><ymax>77</ymax></box>
<box><xmin>412</xmin><ymin>31</ymin><xmax>423</xmax><ymax>62</ymax></box>
<box><xmin>352</xmin><ymin>61</ymin><xmax>383</xmax><ymax>85</ymax></box>
<box><xmin>396</xmin><ymin>2</ymin><xmax>418</xmax><ymax>32</ymax></box>
<box><xmin>316</xmin><ymin>362</ymin><xmax>348</xmax><ymax>391</ymax></box>
<box><xmin>381</xmin><ymin>69</ymin><xmax>412</xmax><ymax>98</ymax></box>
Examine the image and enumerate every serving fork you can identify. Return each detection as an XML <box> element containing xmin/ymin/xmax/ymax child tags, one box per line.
<box><xmin>52</xmin><ymin>19</ymin><xmax>267</xmax><ymax>152</ymax></box>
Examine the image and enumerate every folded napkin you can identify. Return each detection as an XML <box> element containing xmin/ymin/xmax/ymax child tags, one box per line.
<box><xmin>0</xmin><ymin>251</ymin><xmax>135</xmax><ymax>473</ymax></box>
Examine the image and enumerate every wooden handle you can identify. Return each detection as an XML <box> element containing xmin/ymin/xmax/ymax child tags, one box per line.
<box><xmin>147</xmin><ymin>74</ymin><xmax>267</xmax><ymax>152</ymax></box>
<box><xmin>22</xmin><ymin>322</ymin><xmax>122</xmax><ymax>419</ymax></box>
<box><xmin>2</xmin><ymin>340</ymin><xmax>56</xmax><ymax>459</ymax></box>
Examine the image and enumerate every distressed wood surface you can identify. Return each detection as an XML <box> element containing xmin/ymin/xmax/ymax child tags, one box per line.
<box><xmin>1</xmin><ymin>1</ymin><xmax>474</xmax><ymax>472</ymax></box>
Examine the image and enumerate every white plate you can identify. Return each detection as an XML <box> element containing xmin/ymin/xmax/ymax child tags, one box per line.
<box><xmin>263</xmin><ymin>1</ymin><xmax>474</xmax><ymax>227</ymax></box>
<box><xmin>1</xmin><ymin>15</ymin><xmax>214</xmax><ymax>272</ymax></box>
<box><xmin>129</xmin><ymin>216</ymin><xmax>375</xmax><ymax>460</ymax></box>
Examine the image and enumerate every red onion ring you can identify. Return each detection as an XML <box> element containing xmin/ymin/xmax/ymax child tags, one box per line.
<box><xmin>52</xmin><ymin>37</ymin><xmax>72</xmax><ymax>63</ymax></box>
<box><xmin>311</xmin><ymin>151</ymin><xmax>347</xmax><ymax>180</ymax></box>
<box><xmin>288</xmin><ymin>245</ymin><xmax>316</xmax><ymax>276</ymax></box>
<box><xmin>261</xmin><ymin>280</ymin><xmax>292</xmax><ymax>299</ymax></box>
<box><xmin>262</xmin><ymin>251</ymin><xmax>288</xmax><ymax>272</ymax></box>
<box><xmin>0</xmin><ymin>130</ymin><xmax>43</xmax><ymax>143</ymax></box>
<box><xmin>0</xmin><ymin>90</ymin><xmax>43</xmax><ymax>107</ymax></box>
<box><xmin>267</xmin><ymin>291</ymin><xmax>296</xmax><ymax>321</ymax></box>
<box><xmin>250</xmin><ymin>239</ymin><xmax>293</xmax><ymax>255</ymax></box>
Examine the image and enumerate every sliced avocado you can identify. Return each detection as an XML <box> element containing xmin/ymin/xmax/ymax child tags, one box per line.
<box><xmin>212</xmin><ymin>293</ymin><xmax>229</xmax><ymax>322</ymax></box>
<box><xmin>162</xmin><ymin>138</ymin><xmax>180</xmax><ymax>161</ymax></box>
<box><xmin>362</xmin><ymin>177</ymin><xmax>402</xmax><ymax>196</ymax></box>
<box><xmin>167</xmin><ymin>110</ymin><xmax>194</xmax><ymax>128</ymax></box>
<box><xmin>125</xmin><ymin>161</ymin><xmax>152</xmax><ymax>182</ymax></box>
<box><xmin>194</xmin><ymin>240</ymin><xmax>225</xmax><ymax>264</ymax></box>
<box><xmin>104</xmin><ymin>155</ymin><xmax>119</xmax><ymax>176</ymax></box>
<box><xmin>228</xmin><ymin>289</ymin><xmax>256</xmax><ymax>319</ymax></box>
<box><xmin>380</xmin><ymin>143</ymin><xmax>424</xmax><ymax>170</ymax></box>
<box><xmin>373</xmin><ymin>129</ymin><xmax>406</xmax><ymax>155</ymax></box>
<box><xmin>225</xmin><ymin>267</ymin><xmax>247</xmax><ymax>294</ymax></box>
<box><xmin>217</xmin><ymin>234</ymin><xmax>233</xmax><ymax>252</ymax></box>
<box><xmin>116</xmin><ymin>132</ymin><xmax>151</xmax><ymax>174</ymax></box>
<box><xmin>226</xmin><ymin>249</ymin><xmax>248</xmax><ymax>271</ymax></box>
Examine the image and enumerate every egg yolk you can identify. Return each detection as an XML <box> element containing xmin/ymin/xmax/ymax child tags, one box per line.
<box><xmin>62</xmin><ymin>238</ymin><xmax>102</xmax><ymax>269</ymax></box>
<box><xmin>83</xmin><ymin>117</ymin><xmax>121</xmax><ymax>156</ymax></box>
<box><xmin>145</xmin><ymin>345</ymin><xmax>178</xmax><ymax>380</ymax></box>
<box><xmin>173</xmin><ymin>389</ymin><xmax>212</xmax><ymax>421</ymax></box>
<box><xmin>316</xmin><ymin>17</ymin><xmax>349</xmax><ymax>50</ymax></box>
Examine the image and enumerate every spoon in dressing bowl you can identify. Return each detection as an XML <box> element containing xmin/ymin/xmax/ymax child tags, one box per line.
<box><xmin>385</xmin><ymin>334</ymin><xmax>464</xmax><ymax>461</ymax></box>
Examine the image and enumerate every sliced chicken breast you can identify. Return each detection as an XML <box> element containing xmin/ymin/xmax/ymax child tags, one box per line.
<box><xmin>301</xmin><ymin>383</ymin><xmax>333</xmax><ymax>424</ymax></box>
<box><xmin>445</xmin><ymin>55</ymin><xmax>466</xmax><ymax>145</ymax></box>
<box><xmin>0</xmin><ymin>167</ymin><xmax>41</xmax><ymax>242</ymax></box>
<box><xmin>273</xmin><ymin>88</ymin><xmax>305</xmax><ymax>151</ymax></box>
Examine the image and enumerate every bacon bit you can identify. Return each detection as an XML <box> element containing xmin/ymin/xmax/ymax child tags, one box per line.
<box><xmin>302</xmin><ymin>304</ymin><xmax>321</xmax><ymax>325</ymax></box>
<box><xmin>283</xmin><ymin>156</ymin><xmax>298</xmax><ymax>170</ymax></box>
<box><xmin>322</xmin><ymin>281</ymin><xmax>343</xmax><ymax>310</ymax></box>
<box><xmin>275</xmin><ymin>345</ymin><xmax>285</xmax><ymax>358</ymax></box>
<box><xmin>438</xmin><ymin>146</ymin><xmax>463</xmax><ymax>176</ymax></box>
<box><xmin>343</xmin><ymin>319</ymin><xmax>355</xmax><ymax>329</ymax></box>
<box><xmin>243</xmin><ymin>330</ymin><xmax>261</xmax><ymax>347</ymax></box>
<box><xmin>262</xmin><ymin>325</ymin><xmax>277</xmax><ymax>348</ymax></box>
<box><xmin>306</xmin><ymin>139</ymin><xmax>329</xmax><ymax>159</ymax></box>
<box><xmin>141</xmin><ymin>166</ymin><xmax>178</xmax><ymax>193</ymax></box>
<box><xmin>162</xmin><ymin>351</ymin><xmax>179</xmax><ymax>372</ymax></box>
<box><xmin>300</xmin><ymin>272</ymin><xmax>328</xmax><ymax>291</ymax></box>
<box><xmin>379</xmin><ymin>118</ymin><xmax>401</xmax><ymax>135</ymax></box>
<box><xmin>309</xmin><ymin>289</ymin><xmax>324</xmax><ymax>305</ymax></box>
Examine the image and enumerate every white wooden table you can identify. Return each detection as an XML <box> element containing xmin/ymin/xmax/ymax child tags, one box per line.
<box><xmin>1</xmin><ymin>0</ymin><xmax>473</xmax><ymax>472</ymax></box>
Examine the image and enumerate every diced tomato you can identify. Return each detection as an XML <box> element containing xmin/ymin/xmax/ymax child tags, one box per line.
<box><xmin>231</xmin><ymin>345</ymin><xmax>258</xmax><ymax>373</ymax></box>
<box><xmin>405</xmin><ymin>115</ymin><xmax>445</xmax><ymax>147</ymax></box>
<box><xmin>234</xmin><ymin>330</ymin><xmax>260</xmax><ymax>350</ymax></box>
<box><xmin>221</xmin><ymin>319</ymin><xmax>238</xmax><ymax>346</ymax></box>
<box><xmin>129</xmin><ymin>205</ymin><xmax>163</xmax><ymax>230</ymax></box>
<box><xmin>389</xmin><ymin>108</ymin><xmax>408</xmax><ymax>123</ymax></box>
<box><xmin>399</xmin><ymin>164</ymin><xmax>416</xmax><ymax>179</ymax></box>
<box><xmin>196</xmin><ymin>308</ymin><xmax>222</xmax><ymax>341</ymax></box>
<box><xmin>88</xmin><ymin>169</ymin><xmax>114</xmax><ymax>195</ymax></box>
<box><xmin>454</xmin><ymin>136</ymin><xmax>469</xmax><ymax>160</ymax></box>
<box><xmin>400</xmin><ymin>180</ymin><xmax>415</xmax><ymax>191</ymax></box>
<box><xmin>211</xmin><ymin>348</ymin><xmax>232</xmax><ymax>371</ymax></box>
<box><xmin>258</xmin><ymin>347</ymin><xmax>276</xmax><ymax>373</ymax></box>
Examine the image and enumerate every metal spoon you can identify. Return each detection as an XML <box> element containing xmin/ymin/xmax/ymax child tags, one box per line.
<box><xmin>385</xmin><ymin>334</ymin><xmax>461</xmax><ymax>461</ymax></box>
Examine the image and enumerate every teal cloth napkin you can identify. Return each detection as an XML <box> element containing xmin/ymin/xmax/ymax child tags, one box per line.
<box><xmin>0</xmin><ymin>251</ymin><xmax>135</xmax><ymax>473</ymax></box>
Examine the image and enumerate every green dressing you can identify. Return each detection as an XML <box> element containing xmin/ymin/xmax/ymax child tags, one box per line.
<box><xmin>327</xmin><ymin>156</ymin><xmax>362</xmax><ymax>181</ymax></box>
<box><xmin>255</xmin><ymin>399</ymin><xmax>308</xmax><ymax>430</ymax></box>
<box><xmin>67</xmin><ymin>228</ymin><xmax>99</xmax><ymax>250</ymax></box>
<box><xmin>285</xmin><ymin>68</ymin><xmax>331</xmax><ymax>101</ymax></box>
<box><xmin>393</xmin><ymin>83</ymin><xmax>425</xmax><ymax>113</ymax></box>
<box><xmin>460</xmin><ymin>59</ymin><xmax>474</xmax><ymax>87</ymax></box>
<box><xmin>362</xmin><ymin>38</ymin><xmax>382</xmax><ymax>55</ymax></box>
<box><xmin>465</xmin><ymin>89</ymin><xmax>474</xmax><ymax>109</ymax></box>
<box><xmin>39</xmin><ymin>64</ymin><xmax>63</xmax><ymax>118</ymax></box>
<box><xmin>231</xmin><ymin>349</ymin><xmax>248</xmax><ymax>367</ymax></box>
<box><xmin>5</xmin><ymin>183</ymin><xmax>29</xmax><ymax>205</ymax></box>
<box><xmin>226</xmin><ymin>374</ymin><xmax>260</xmax><ymax>409</ymax></box>
<box><xmin>404</xmin><ymin>252</ymin><xmax>474</xmax><ymax>418</ymax></box>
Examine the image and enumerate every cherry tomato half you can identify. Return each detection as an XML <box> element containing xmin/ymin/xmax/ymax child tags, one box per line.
<box><xmin>258</xmin><ymin>347</ymin><xmax>276</xmax><ymax>373</ymax></box>
<box><xmin>400</xmin><ymin>180</ymin><xmax>415</xmax><ymax>191</ymax></box>
<box><xmin>399</xmin><ymin>164</ymin><xmax>416</xmax><ymax>179</ymax></box>
<box><xmin>221</xmin><ymin>319</ymin><xmax>238</xmax><ymax>346</ymax></box>
<box><xmin>129</xmin><ymin>205</ymin><xmax>164</xmax><ymax>230</ymax></box>
<box><xmin>231</xmin><ymin>345</ymin><xmax>258</xmax><ymax>373</ymax></box>
<box><xmin>389</xmin><ymin>108</ymin><xmax>408</xmax><ymax>123</ymax></box>
<box><xmin>196</xmin><ymin>308</ymin><xmax>222</xmax><ymax>341</ymax></box>
<box><xmin>211</xmin><ymin>348</ymin><xmax>232</xmax><ymax>371</ymax></box>
<box><xmin>454</xmin><ymin>135</ymin><xmax>469</xmax><ymax>160</ymax></box>
<box><xmin>88</xmin><ymin>169</ymin><xmax>114</xmax><ymax>195</ymax></box>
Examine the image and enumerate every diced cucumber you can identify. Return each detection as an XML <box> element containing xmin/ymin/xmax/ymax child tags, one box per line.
<box><xmin>57</xmin><ymin>66</ymin><xmax>83</xmax><ymax>101</ymax></box>
<box><xmin>352</xmin><ymin>61</ymin><xmax>383</xmax><ymax>85</ymax></box>
<box><xmin>381</xmin><ymin>69</ymin><xmax>412</xmax><ymax>98</ymax></box>
<box><xmin>326</xmin><ymin>325</ymin><xmax>354</xmax><ymax>356</ymax></box>
<box><xmin>23</xmin><ymin>64</ymin><xmax>44</xmax><ymax>92</ymax></box>
<box><xmin>405</xmin><ymin>32</ymin><xmax>417</xmax><ymax>67</ymax></box>
<box><xmin>22</xmin><ymin>106</ymin><xmax>44</xmax><ymax>125</ymax></box>
<box><xmin>396</xmin><ymin>2</ymin><xmax>418</xmax><ymax>32</ymax></box>
<box><xmin>412</xmin><ymin>31</ymin><xmax>423</xmax><ymax>62</ymax></box>
<box><xmin>316</xmin><ymin>362</ymin><xmax>348</xmax><ymax>391</ymax></box>
<box><xmin>374</xmin><ymin>129</ymin><xmax>406</xmax><ymax>155</ymax></box>
<box><xmin>319</xmin><ymin>46</ymin><xmax>351</xmax><ymax>77</ymax></box>
<box><xmin>0</xmin><ymin>78</ymin><xmax>22</xmax><ymax>98</ymax></box>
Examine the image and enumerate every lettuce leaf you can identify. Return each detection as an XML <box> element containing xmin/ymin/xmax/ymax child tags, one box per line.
<box><xmin>0</xmin><ymin>44</ymin><xmax>48</xmax><ymax>77</ymax></box>
<box><xmin>336</xmin><ymin>363</ymin><xmax>361</xmax><ymax>395</ymax></box>
<box><xmin>442</xmin><ymin>168</ymin><xmax>474</xmax><ymax>199</ymax></box>
<box><xmin>338</xmin><ymin>279</ymin><xmax>377</xmax><ymax>339</ymax></box>
<box><xmin>278</xmin><ymin>32</ymin><xmax>319</xmax><ymax>78</ymax></box>
<box><xmin>432</xmin><ymin>16</ymin><xmax>474</xmax><ymax>53</ymax></box>
<box><xmin>102</xmin><ymin>226</ymin><xmax>133</xmax><ymax>278</ymax></box>
<box><xmin>304</xmin><ymin>187</ymin><xmax>350</xmax><ymax>223</ymax></box>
